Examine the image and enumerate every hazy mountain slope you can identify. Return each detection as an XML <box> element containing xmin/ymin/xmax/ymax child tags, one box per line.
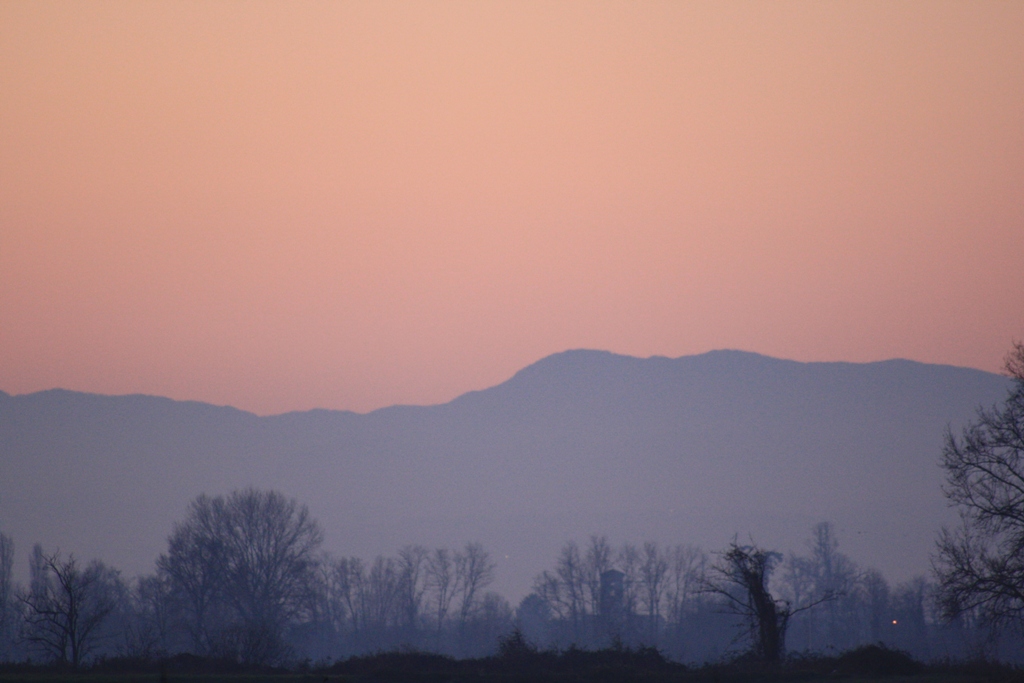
<box><xmin>0</xmin><ymin>350</ymin><xmax>1012</xmax><ymax>598</ymax></box>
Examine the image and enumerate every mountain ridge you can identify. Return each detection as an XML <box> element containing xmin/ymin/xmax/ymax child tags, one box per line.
<box><xmin>4</xmin><ymin>348</ymin><xmax>709</xmax><ymax>416</ymax></box>
<box><xmin>2</xmin><ymin>348</ymin><xmax>1002</xmax><ymax>417</ymax></box>
<box><xmin>0</xmin><ymin>350</ymin><xmax>1012</xmax><ymax>599</ymax></box>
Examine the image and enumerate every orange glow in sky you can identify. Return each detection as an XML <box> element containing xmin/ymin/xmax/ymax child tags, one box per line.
<box><xmin>2</xmin><ymin>1</ymin><xmax>1022</xmax><ymax>414</ymax></box>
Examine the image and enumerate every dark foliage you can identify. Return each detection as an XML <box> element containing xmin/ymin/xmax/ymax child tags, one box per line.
<box><xmin>834</xmin><ymin>644</ymin><xmax>924</xmax><ymax>677</ymax></box>
<box><xmin>326</xmin><ymin>650</ymin><xmax>459</xmax><ymax>678</ymax></box>
<box><xmin>1</xmin><ymin>644</ymin><xmax>1023</xmax><ymax>682</ymax></box>
<box><xmin>495</xmin><ymin>628</ymin><xmax>540</xmax><ymax>664</ymax></box>
<box><xmin>322</xmin><ymin>642</ymin><xmax>680</xmax><ymax>682</ymax></box>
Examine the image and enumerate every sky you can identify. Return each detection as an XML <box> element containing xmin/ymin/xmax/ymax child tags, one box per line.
<box><xmin>1</xmin><ymin>1</ymin><xmax>1022</xmax><ymax>416</ymax></box>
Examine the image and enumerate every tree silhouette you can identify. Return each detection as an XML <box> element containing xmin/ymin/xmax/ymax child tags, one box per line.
<box><xmin>703</xmin><ymin>542</ymin><xmax>834</xmax><ymax>662</ymax></box>
<box><xmin>157</xmin><ymin>488</ymin><xmax>323</xmax><ymax>663</ymax></box>
<box><xmin>935</xmin><ymin>341</ymin><xmax>1024</xmax><ymax>629</ymax></box>
<box><xmin>18</xmin><ymin>550</ymin><xmax>115</xmax><ymax>667</ymax></box>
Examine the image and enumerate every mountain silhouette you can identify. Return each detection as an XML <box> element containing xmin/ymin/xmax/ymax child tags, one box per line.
<box><xmin>0</xmin><ymin>350</ymin><xmax>1012</xmax><ymax>598</ymax></box>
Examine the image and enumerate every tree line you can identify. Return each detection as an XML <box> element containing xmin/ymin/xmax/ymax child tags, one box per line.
<box><xmin>0</xmin><ymin>489</ymin><xmax>514</xmax><ymax>666</ymax></box>
<box><xmin>0</xmin><ymin>341</ymin><xmax>1022</xmax><ymax>667</ymax></box>
<box><xmin>0</xmin><ymin>511</ymin><xmax>1014</xmax><ymax>667</ymax></box>
<box><xmin>519</xmin><ymin>524</ymin><xmax>967</xmax><ymax>663</ymax></box>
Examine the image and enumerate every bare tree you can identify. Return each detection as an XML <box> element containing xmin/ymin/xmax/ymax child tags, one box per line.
<box><xmin>157</xmin><ymin>499</ymin><xmax>226</xmax><ymax>654</ymax></box>
<box><xmin>1007</xmin><ymin>340</ymin><xmax>1024</xmax><ymax>380</ymax></box>
<box><xmin>861</xmin><ymin>569</ymin><xmax>891</xmax><ymax>643</ymax></box>
<box><xmin>219</xmin><ymin>489</ymin><xmax>323</xmax><ymax>651</ymax></box>
<box><xmin>0</xmin><ymin>532</ymin><xmax>14</xmax><ymax>658</ymax></box>
<box><xmin>0</xmin><ymin>533</ymin><xmax>11</xmax><ymax>607</ymax></box>
<box><xmin>364</xmin><ymin>556</ymin><xmax>400</xmax><ymax>633</ymax></box>
<box><xmin>555</xmin><ymin>542</ymin><xmax>586</xmax><ymax>638</ymax></box>
<box><xmin>665</xmin><ymin>544</ymin><xmax>706</xmax><ymax>628</ymax></box>
<box><xmin>780</xmin><ymin>553</ymin><xmax>816</xmax><ymax>650</ymax></box>
<box><xmin>397</xmin><ymin>545</ymin><xmax>428</xmax><ymax>633</ymax></box>
<box><xmin>891</xmin><ymin>577</ymin><xmax>931</xmax><ymax>657</ymax></box>
<box><xmin>455</xmin><ymin>542</ymin><xmax>496</xmax><ymax>625</ymax></box>
<box><xmin>18</xmin><ymin>550</ymin><xmax>115</xmax><ymax>668</ymax></box>
<box><xmin>333</xmin><ymin>557</ymin><xmax>364</xmax><ymax>635</ymax></box>
<box><xmin>935</xmin><ymin>341</ymin><xmax>1024</xmax><ymax>629</ymax></box>
<box><xmin>805</xmin><ymin>522</ymin><xmax>857</xmax><ymax>648</ymax></box>
<box><xmin>426</xmin><ymin>548</ymin><xmax>456</xmax><ymax>633</ymax></box>
<box><xmin>583</xmin><ymin>536</ymin><xmax>613</xmax><ymax>616</ymax></box>
<box><xmin>532</xmin><ymin>570</ymin><xmax>566</xmax><ymax>621</ymax></box>
<box><xmin>128</xmin><ymin>574</ymin><xmax>173</xmax><ymax>658</ymax></box>
<box><xmin>465</xmin><ymin>592</ymin><xmax>513</xmax><ymax>652</ymax></box>
<box><xmin>158</xmin><ymin>489</ymin><xmax>323</xmax><ymax>663</ymax></box>
<box><xmin>617</xmin><ymin>543</ymin><xmax>641</xmax><ymax>624</ymax></box>
<box><xmin>318</xmin><ymin>555</ymin><xmax>351</xmax><ymax>638</ymax></box>
<box><xmin>639</xmin><ymin>542</ymin><xmax>668</xmax><ymax>642</ymax></box>
<box><xmin>702</xmin><ymin>542</ymin><xmax>833</xmax><ymax>662</ymax></box>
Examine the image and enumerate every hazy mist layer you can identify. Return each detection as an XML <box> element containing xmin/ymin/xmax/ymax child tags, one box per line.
<box><xmin>0</xmin><ymin>349</ymin><xmax>1011</xmax><ymax>600</ymax></box>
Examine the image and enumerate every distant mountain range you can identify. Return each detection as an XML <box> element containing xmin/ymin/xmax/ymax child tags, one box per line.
<box><xmin>0</xmin><ymin>350</ymin><xmax>1013</xmax><ymax>599</ymax></box>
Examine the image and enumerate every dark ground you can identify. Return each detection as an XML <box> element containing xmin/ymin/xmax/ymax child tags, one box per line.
<box><xmin>1</xmin><ymin>642</ymin><xmax>1022</xmax><ymax>683</ymax></box>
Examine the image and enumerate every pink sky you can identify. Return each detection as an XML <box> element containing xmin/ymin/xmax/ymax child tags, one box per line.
<box><xmin>1</xmin><ymin>1</ymin><xmax>1022</xmax><ymax>415</ymax></box>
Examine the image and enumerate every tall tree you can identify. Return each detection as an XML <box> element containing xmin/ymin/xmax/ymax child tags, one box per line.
<box><xmin>158</xmin><ymin>489</ymin><xmax>324</xmax><ymax>663</ymax></box>
<box><xmin>555</xmin><ymin>542</ymin><xmax>586</xmax><ymax>639</ymax></box>
<box><xmin>702</xmin><ymin>543</ymin><xmax>790</xmax><ymax>662</ymax></box>
<box><xmin>396</xmin><ymin>545</ymin><xmax>428</xmax><ymax>634</ymax></box>
<box><xmin>583</xmin><ymin>536</ymin><xmax>613</xmax><ymax>617</ymax></box>
<box><xmin>665</xmin><ymin>545</ymin><xmax>706</xmax><ymax>630</ymax></box>
<box><xmin>935</xmin><ymin>341</ymin><xmax>1024</xmax><ymax>629</ymax></box>
<box><xmin>18</xmin><ymin>551</ymin><xmax>115</xmax><ymax>668</ymax></box>
<box><xmin>363</xmin><ymin>556</ymin><xmax>400</xmax><ymax>633</ymax></box>
<box><xmin>862</xmin><ymin>569</ymin><xmax>891</xmax><ymax>644</ymax></box>
<box><xmin>426</xmin><ymin>548</ymin><xmax>456</xmax><ymax>634</ymax></box>
<box><xmin>617</xmin><ymin>543</ymin><xmax>642</xmax><ymax>627</ymax></box>
<box><xmin>0</xmin><ymin>533</ymin><xmax>14</xmax><ymax>658</ymax></box>
<box><xmin>157</xmin><ymin>499</ymin><xmax>226</xmax><ymax>654</ymax></box>
<box><xmin>455</xmin><ymin>542</ymin><xmax>495</xmax><ymax>626</ymax></box>
<box><xmin>639</xmin><ymin>542</ymin><xmax>668</xmax><ymax>642</ymax></box>
<box><xmin>129</xmin><ymin>573</ymin><xmax>174</xmax><ymax>658</ymax></box>
<box><xmin>703</xmin><ymin>542</ymin><xmax>833</xmax><ymax>662</ymax></box>
<box><xmin>333</xmin><ymin>556</ymin><xmax>365</xmax><ymax>635</ymax></box>
<box><xmin>805</xmin><ymin>522</ymin><xmax>858</xmax><ymax>648</ymax></box>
